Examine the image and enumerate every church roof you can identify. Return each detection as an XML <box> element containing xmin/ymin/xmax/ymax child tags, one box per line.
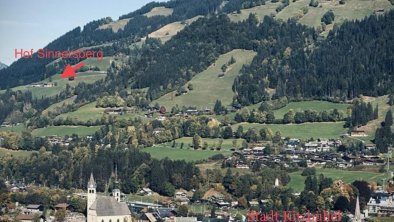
<box><xmin>89</xmin><ymin>196</ymin><xmax>131</xmax><ymax>216</ymax></box>
<box><xmin>88</xmin><ymin>173</ymin><xmax>96</xmax><ymax>188</ymax></box>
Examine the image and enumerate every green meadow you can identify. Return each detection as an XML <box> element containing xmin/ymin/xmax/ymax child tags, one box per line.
<box><xmin>232</xmin><ymin>122</ymin><xmax>347</xmax><ymax>139</ymax></box>
<box><xmin>287</xmin><ymin>168</ymin><xmax>388</xmax><ymax>192</ymax></box>
<box><xmin>32</xmin><ymin>125</ymin><xmax>101</xmax><ymax>137</ymax></box>
<box><xmin>153</xmin><ymin>49</ymin><xmax>256</xmax><ymax>109</ymax></box>
<box><xmin>11</xmin><ymin>72</ymin><xmax>106</xmax><ymax>98</ymax></box>
<box><xmin>273</xmin><ymin>100</ymin><xmax>350</xmax><ymax>119</ymax></box>
<box><xmin>142</xmin><ymin>137</ymin><xmax>243</xmax><ymax>162</ymax></box>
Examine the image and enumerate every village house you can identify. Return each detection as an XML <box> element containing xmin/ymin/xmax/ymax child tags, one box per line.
<box><xmin>286</xmin><ymin>138</ymin><xmax>300</xmax><ymax>148</ymax></box>
<box><xmin>54</xmin><ymin>203</ymin><xmax>74</xmax><ymax>212</ymax></box>
<box><xmin>45</xmin><ymin>135</ymin><xmax>63</xmax><ymax>146</ymax></box>
<box><xmin>252</xmin><ymin>147</ymin><xmax>265</xmax><ymax>155</ymax></box>
<box><xmin>165</xmin><ymin>217</ymin><xmax>197</xmax><ymax>222</ymax></box>
<box><xmin>350</xmin><ymin>130</ymin><xmax>368</xmax><ymax>137</ymax></box>
<box><xmin>367</xmin><ymin>191</ymin><xmax>394</xmax><ymax>215</ymax></box>
<box><xmin>15</xmin><ymin>214</ymin><xmax>45</xmax><ymax>222</ymax></box>
<box><xmin>0</xmin><ymin>122</ymin><xmax>12</xmax><ymax>127</ymax></box>
<box><xmin>128</xmin><ymin>201</ymin><xmax>162</xmax><ymax>213</ymax></box>
<box><xmin>153</xmin><ymin>128</ymin><xmax>165</xmax><ymax>135</ymax></box>
<box><xmin>104</xmin><ymin>107</ymin><xmax>123</xmax><ymax>115</ymax></box>
<box><xmin>216</xmin><ymin>201</ymin><xmax>230</xmax><ymax>210</ymax></box>
<box><xmin>24</xmin><ymin>204</ymin><xmax>44</xmax><ymax>214</ymax></box>
<box><xmin>140</xmin><ymin>187</ymin><xmax>153</xmax><ymax>196</ymax></box>
<box><xmin>174</xmin><ymin>191</ymin><xmax>189</xmax><ymax>205</ymax></box>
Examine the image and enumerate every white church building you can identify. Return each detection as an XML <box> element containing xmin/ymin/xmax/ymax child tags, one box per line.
<box><xmin>87</xmin><ymin>173</ymin><xmax>132</xmax><ymax>222</ymax></box>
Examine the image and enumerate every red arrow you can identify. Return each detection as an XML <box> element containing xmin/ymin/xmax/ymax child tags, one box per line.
<box><xmin>61</xmin><ymin>62</ymin><xmax>85</xmax><ymax>79</ymax></box>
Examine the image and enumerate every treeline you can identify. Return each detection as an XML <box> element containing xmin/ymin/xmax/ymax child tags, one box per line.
<box><xmin>234</xmin><ymin>11</ymin><xmax>394</xmax><ymax>105</ymax></box>
<box><xmin>234</xmin><ymin>107</ymin><xmax>345</xmax><ymax>124</ymax></box>
<box><xmin>0</xmin><ymin>146</ymin><xmax>199</xmax><ymax>196</ymax></box>
<box><xmin>282</xmin><ymin>109</ymin><xmax>345</xmax><ymax>124</ymax></box>
<box><xmin>297</xmin><ymin>169</ymin><xmax>372</xmax><ymax>216</ymax></box>
<box><xmin>219</xmin><ymin>168</ymin><xmax>292</xmax><ymax>206</ymax></box>
<box><xmin>345</xmin><ymin>100</ymin><xmax>378</xmax><ymax>128</ymax></box>
<box><xmin>375</xmin><ymin>110</ymin><xmax>393</xmax><ymax>153</ymax></box>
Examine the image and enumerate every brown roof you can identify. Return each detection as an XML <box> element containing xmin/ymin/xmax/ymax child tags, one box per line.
<box><xmin>55</xmin><ymin>203</ymin><xmax>69</xmax><ymax>208</ymax></box>
<box><xmin>15</xmin><ymin>214</ymin><xmax>35</xmax><ymax>220</ymax></box>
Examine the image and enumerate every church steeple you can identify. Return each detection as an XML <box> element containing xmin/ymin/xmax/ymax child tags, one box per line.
<box><xmin>112</xmin><ymin>164</ymin><xmax>121</xmax><ymax>202</ymax></box>
<box><xmin>88</xmin><ymin>172</ymin><xmax>96</xmax><ymax>188</ymax></box>
<box><xmin>353</xmin><ymin>195</ymin><xmax>362</xmax><ymax>222</ymax></box>
<box><xmin>87</xmin><ymin>173</ymin><xmax>97</xmax><ymax>211</ymax></box>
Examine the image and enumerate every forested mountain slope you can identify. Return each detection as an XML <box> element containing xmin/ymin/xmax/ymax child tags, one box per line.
<box><xmin>0</xmin><ymin>0</ymin><xmax>225</xmax><ymax>89</ymax></box>
<box><xmin>0</xmin><ymin>0</ymin><xmax>393</xmax><ymax>126</ymax></box>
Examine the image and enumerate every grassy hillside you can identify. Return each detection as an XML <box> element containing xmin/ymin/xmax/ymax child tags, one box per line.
<box><xmin>227</xmin><ymin>2</ymin><xmax>281</xmax><ymax>22</ymax></box>
<box><xmin>55</xmin><ymin>102</ymin><xmax>105</xmax><ymax>122</ymax></box>
<box><xmin>228</xmin><ymin>0</ymin><xmax>393</xmax><ymax>31</ymax></box>
<box><xmin>357</xmin><ymin>95</ymin><xmax>394</xmax><ymax>142</ymax></box>
<box><xmin>144</xmin><ymin>6</ymin><xmax>174</xmax><ymax>17</ymax></box>
<box><xmin>273</xmin><ymin>100</ymin><xmax>350</xmax><ymax>119</ymax></box>
<box><xmin>42</xmin><ymin>96</ymin><xmax>76</xmax><ymax>115</ymax></box>
<box><xmin>232</xmin><ymin>122</ymin><xmax>347</xmax><ymax>139</ymax></box>
<box><xmin>0</xmin><ymin>124</ymin><xmax>25</xmax><ymax>135</ymax></box>
<box><xmin>288</xmin><ymin>167</ymin><xmax>388</xmax><ymax>192</ymax></box>
<box><xmin>148</xmin><ymin>16</ymin><xmax>202</xmax><ymax>43</ymax></box>
<box><xmin>97</xmin><ymin>19</ymin><xmax>131</xmax><ymax>33</ymax></box>
<box><xmin>153</xmin><ymin>49</ymin><xmax>256</xmax><ymax>109</ymax></box>
<box><xmin>55</xmin><ymin>101</ymin><xmax>148</xmax><ymax>123</ymax></box>
<box><xmin>82</xmin><ymin>57</ymin><xmax>112</xmax><ymax>71</ymax></box>
<box><xmin>3</xmin><ymin>57</ymin><xmax>112</xmax><ymax>98</ymax></box>
<box><xmin>144</xmin><ymin>146</ymin><xmax>230</xmax><ymax>162</ymax></box>
<box><xmin>299</xmin><ymin>0</ymin><xmax>392</xmax><ymax>27</ymax></box>
<box><xmin>32</xmin><ymin>125</ymin><xmax>101</xmax><ymax>137</ymax></box>
<box><xmin>175</xmin><ymin>137</ymin><xmax>245</xmax><ymax>150</ymax></box>
<box><xmin>143</xmin><ymin>137</ymin><xmax>244</xmax><ymax>162</ymax></box>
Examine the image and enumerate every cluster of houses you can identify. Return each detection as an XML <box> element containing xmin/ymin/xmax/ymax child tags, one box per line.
<box><xmin>2</xmin><ymin>202</ymin><xmax>83</xmax><ymax>222</ymax></box>
<box><xmin>45</xmin><ymin>135</ymin><xmax>72</xmax><ymax>147</ymax></box>
<box><xmin>4</xmin><ymin>180</ymin><xmax>27</xmax><ymax>193</ymax></box>
<box><xmin>223</xmin><ymin>138</ymin><xmax>386</xmax><ymax>170</ymax></box>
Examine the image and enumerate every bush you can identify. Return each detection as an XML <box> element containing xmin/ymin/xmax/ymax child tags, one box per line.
<box><xmin>210</xmin><ymin>154</ymin><xmax>225</xmax><ymax>160</ymax></box>
<box><xmin>309</xmin><ymin>0</ymin><xmax>319</xmax><ymax>7</ymax></box>
<box><xmin>301</xmin><ymin>167</ymin><xmax>316</xmax><ymax>176</ymax></box>
<box><xmin>321</xmin><ymin>10</ymin><xmax>335</xmax><ymax>24</ymax></box>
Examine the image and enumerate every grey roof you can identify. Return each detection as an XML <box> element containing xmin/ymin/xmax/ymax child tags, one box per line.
<box><xmin>89</xmin><ymin>196</ymin><xmax>131</xmax><ymax>216</ymax></box>
<box><xmin>26</xmin><ymin>204</ymin><xmax>42</xmax><ymax>209</ymax></box>
<box><xmin>88</xmin><ymin>173</ymin><xmax>96</xmax><ymax>188</ymax></box>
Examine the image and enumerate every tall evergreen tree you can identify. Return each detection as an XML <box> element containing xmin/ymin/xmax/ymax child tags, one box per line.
<box><xmin>385</xmin><ymin>110</ymin><xmax>393</xmax><ymax>127</ymax></box>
